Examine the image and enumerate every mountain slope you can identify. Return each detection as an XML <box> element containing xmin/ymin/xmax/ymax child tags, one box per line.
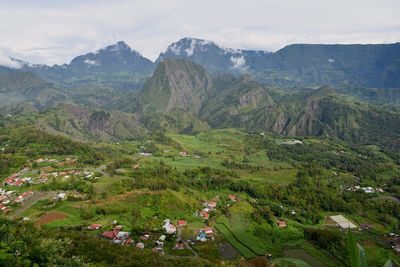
<box><xmin>204</xmin><ymin>86</ymin><xmax>400</xmax><ymax>148</ymax></box>
<box><xmin>20</xmin><ymin>41</ymin><xmax>155</xmax><ymax>89</ymax></box>
<box><xmin>134</xmin><ymin>60</ymin><xmax>400</xmax><ymax>149</ymax></box>
<box><xmin>0</xmin><ymin>72</ymin><xmax>67</xmax><ymax>110</ymax></box>
<box><xmin>157</xmin><ymin>38</ymin><xmax>400</xmax><ymax>88</ymax></box>
<box><xmin>37</xmin><ymin>103</ymin><xmax>147</xmax><ymax>141</ymax></box>
<box><xmin>137</xmin><ymin>59</ymin><xmax>213</xmax><ymax>114</ymax></box>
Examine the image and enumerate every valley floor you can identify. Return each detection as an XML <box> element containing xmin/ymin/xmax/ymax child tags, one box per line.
<box><xmin>0</xmin><ymin>128</ymin><xmax>399</xmax><ymax>266</ymax></box>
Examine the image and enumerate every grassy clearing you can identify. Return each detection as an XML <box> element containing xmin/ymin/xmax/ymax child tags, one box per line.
<box><xmin>215</xmin><ymin>223</ymin><xmax>256</xmax><ymax>259</ymax></box>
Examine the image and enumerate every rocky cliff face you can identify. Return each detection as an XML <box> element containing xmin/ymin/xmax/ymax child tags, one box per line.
<box><xmin>139</xmin><ymin>59</ymin><xmax>213</xmax><ymax>114</ymax></box>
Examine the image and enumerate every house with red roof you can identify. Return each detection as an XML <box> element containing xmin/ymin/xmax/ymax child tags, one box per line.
<box><xmin>101</xmin><ymin>230</ymin><xmax>118</xmax><ymax>239</ymax></box>
<box><xmin>177</xmin><ymin>220</ymin><xmax>187</xmax><ymax>227</ymax></box>
<box><xmin>277</xmin><ymin>220</ymin><xmax>287</xmax><ymax>229</ymax></box>
<box><xmin>199</xmin><ymin>210</ymin><xmax>209</xmax><ymax>220</ymax></box>
<box><xmin>204</xmin><ymin>227</ymin><xmax>214</xmax><ymax>236</ymax></box>
<box><xmin>15</xmin><ymin>191</ymin><xmax>34</xmax><ymax>203</ymax></box>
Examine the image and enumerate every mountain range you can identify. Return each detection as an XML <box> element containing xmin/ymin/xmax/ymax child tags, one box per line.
<box><xmin>1</xmin><ymin>38</ymin><xmax>400</xmax><ymax>150</ymax></box>
<box><xmin>3</xmin><ymin>37</ymin><xmax>400</xmax><ymax>88</ymax></box>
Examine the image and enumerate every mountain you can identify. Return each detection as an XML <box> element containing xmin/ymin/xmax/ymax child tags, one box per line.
<box><xmin>0</xmin><ymin>71</ymin><xmax>67</xmax><ymax>110</ymax></box>
<box><xmin>20</xmin><ymin>41</ymin><xmax>155</xmax><ymax>89</ymax></box>
<box><xmin>37</xmin><ymin>103</ymin><xmax>147</xmax><ymax>141</ymax></box>
<box><xmin>128</xmin><ymin>59</ymin><xmax>400</xmax><ymax>149</ymax></box>
<box><xmin>3</xmin><ymin>38</ymin><xmax>399</xmax><ymax>89</ymax></box>
<box><xmin>157</xmin><ymin>37</ymin><xmax>266</xmax><ymax>74</ymax></box>
<box><xmin>137</xmin><ymin>59</ymin><xmax>213</xmax><ymax>114</ymax></box>
<box><xmin>157</xmin><ymin>38</ymin><xmax>400</xmax><ymax>88</ymax></box>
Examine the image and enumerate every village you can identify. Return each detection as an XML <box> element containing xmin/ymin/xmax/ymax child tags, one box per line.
<box><xmin>0</xmin><ymin>156</ymin><xmax>96</xmax><ymax>214</ymax></box>
<box><xmin>81</xmin><ymin>195</ymin><xmax>238</xmax><ymax>257</ymax></box>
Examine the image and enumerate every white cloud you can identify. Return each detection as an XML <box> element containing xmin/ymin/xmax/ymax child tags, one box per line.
<box><xmin>230</xmin><ymin>55</ymin><xmax>247</xmax><ymax>71</ymax></box>
<box><xmin>0</xmin><ymin>52</ymin><xmax>22</xmax><ymax>69</ymax></box>
<box><xmin>84</xmin><ymin>59</ymin><xmax>99</xmax><ymax>65</ymax></box>
<box><xmin>0</xmin><ymin>0</ymin><xmax>398</xmax><ymax>64</ymax></box>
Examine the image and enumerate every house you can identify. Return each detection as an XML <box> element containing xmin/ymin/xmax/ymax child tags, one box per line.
<box><xmin>159</xmin><ymin>235</ymin><xmax>166</xmax><ymax>241</ymax></box>
<box><xmin>204</xmin><ymin>227</ymin><xmax>213</xmax><ymax>236</ymax></box>
<box><xmin>163</xmin><ymin>219</ymin><xmax>177</xmax><ymax>234</ymax></box>
<box><xmin>199</xmin><ymin>210</ymin><xmax>209</xmax><ymax>220</ymax></box>
<box><xmin>125</xmin><ymin>238</ymin><xmax>134</xmax><ymax>245</ymax></box>
<box><xmin>88</xmin><ymin>224</ymin><xmax>102</xmax><ymax>230</ymax></box>
<box><xmin>174</xmin><ymin>242</ymin><xmax>184</xmax><ymax>250</ymax></box>
<box><xmin>140</xmin><ymin>234</ymin><xmax>150</xmax><ymax>240</ymax></box>
<box><xmin>207</xmin><ymin>201</ymin><xmax>217</xmax><ymax>210</ymax></box>
<box><xmin>139</xmin><ymin>152</ymin><xmax>152</xmax><ymax>157</ymax></box>
<box><xmin>177</xmin><ymin>220</ymin><xmax>187</xmax><ymax>227</ymax></box>
<box><xmin>102</xmin><ymin>231</ymin><xmax>118</xmax><ymax>239</ymax></box>
<box><xmin>55</xmin><ymin>192</ymin><xmax>66</xmax><ymax>201</ymax></box>
<box><xmin>114</xmin><ymin>225</ymin><xmax>123</xmax><ymax>231</ymax></box>
<box><xmin>228</xmin><ymin>194</ymin><xmax>237</xmax><ymax>202</ymax></box>
<box><xmin>361</xmin><ymin>187</ymin><xmax>375</xmax><ymax>194</ymax></box>
<box><xmin>155</xmin><ymin>240</ymin><xmax>164</xmax><ymax>248</ymax></box>
<box><xmin>0</xmin><ymin>204</ymin><xmax>7</xmax><ymax>212</ymax></box>
<box><xmin>282</xmin><ymin>140</ymin><xmax>303</xmax><ymax>145</ymax></box>
<box><xmin>15</xmin><ymin>191</ymin><xmax>34</xmax><ymax>203</ymax></box>
<box><xmin>136</xmin><ymin>242</ymin><xmax>145</xmax><ymax>249</ymax></box>
<box><xmin>326</xmin><ymin>215</ymin><xmax>357</xmax><ymax>229</ymax></box>
<box><xmin>277</xmin><ymin>220</ymin><xmax>287</xmax><ymax>229</ymax></box>
<box><xmin>179</xmin><ymin>151</ymin><xmax>189</xmax><ymax>157</ymax></box>
<box><xmin>116</xmin><ymin>231</ymin><xmax>130</xmax><ymax>240</ymax></box>
<box><xmin>152</xmin><ymin>247</ymin><xmax>164</xmax><ymax>254</ymax></box>
<box><xmin>196</xmin><ymin>230</ymin><xmax>207</xmax><ymax>242</ymax></box>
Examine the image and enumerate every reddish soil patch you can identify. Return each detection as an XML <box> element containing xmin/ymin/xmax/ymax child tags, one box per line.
<box><xmin>37</xmin><ymin>212</ymin><xmax>68</xmax><ymax>225</ymax></box>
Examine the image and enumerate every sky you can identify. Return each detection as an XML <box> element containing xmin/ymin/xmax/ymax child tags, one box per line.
<box><xmin>0</xmin><ymin>0</ymin><xmax>399</xmax><ymax>66</ymax></box>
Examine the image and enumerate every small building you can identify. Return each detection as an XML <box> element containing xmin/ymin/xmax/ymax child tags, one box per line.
<box><xmin>163</xmin><ymin>219</ymin><xmax>177</xmax><ymax>234</ymax></box>
<box><xmin>228</xmin><ymin>194</ymin><xmax>237</xmax><ymax>202</ymax></box>
<box><xmin>125</xmin><ymin>238</ymin><xmax>134</xmax><ymax>245</ymax></box>
<box><xmin>277</xmin><ymin>220</ymin><xmax>287</xmax><ymax>229</ymax></box>
<box><xmin>179</xmin><ymin>151</ymin><xmax>189</xmax><ymax>157</ymax></box>
<box><xmin>136</xmin><ymin>242</ymin><xmax>145</xmax><ymax>249</ymax></box>
<box><xmin>174</xmin><ymin>242</ymin><xmax>184</xmax><ymax>250</ymax></box>
<box><xmin>102</xmin><ymin>231</ymin><xmax>118</xmax><ymax>239</ymax></box>
<box><xmin>140</xmin><ymin>234</ymin><xmax>150</xmax><ymax>240</ymax></box>
<box><xmin>15</xmin><ymin>191</ymin><xmax>34</xmax><ymax>203</ymax></box>
<box><xmin>55</xmin><ymin>192</ymin><xmax>66</xmax><ymax>201</ymax></box>
<box><xmin>196</xmin><ymin>230</ymin><xmax>207</xmax><ymax>242</ymax></box>
<box><xmin>361</xmin><ymin>187</ymin><xmax>375</xmax><ymax>194</ymax></box>
<box><xmin>116</xmin><ymin>231</ymin><xmax>130</xmax><ymax>240</ymax></box>
<box><xmin>159</xmin><ymin>235</ymin><xmax>167</xmax><ymax>241</ymax></box>
<box><xmin>177</xmin><ymin>220</ymin><xmax>187</xmax><ymax>227</ymax></box>
<box><xmin>207</xmin><ymin>201</ymin><xmax>217</xmax><ymax>210</ymax></box>
<box><xmin>88</xmin><ymin>224</ymin><xmax>102</xmax><ymax>230</ymax></box>
<box><xmin>204</xmin><ymin>227</ymin><xmax>213</xmax><ymax>236</ymax></box>
<box><xmin>326</xmin><ymin>215</ymin><xmax>357</xmax><ymax>229</ymax></box>
<box><xmin>199</xmin><ymin>210</ymin><xmax>209</xmax><ymax>220</ymax></box>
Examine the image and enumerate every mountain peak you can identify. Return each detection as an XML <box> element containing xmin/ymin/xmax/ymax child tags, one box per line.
<box><xmin>161</xmin><ymin>37</ymin><xmax>215</xmax><ymax>57</ymax></box>
<box><xmin>98</xmin><ymin>41</ymin><xmax>133</xmax><ymax>54</ymax></box>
